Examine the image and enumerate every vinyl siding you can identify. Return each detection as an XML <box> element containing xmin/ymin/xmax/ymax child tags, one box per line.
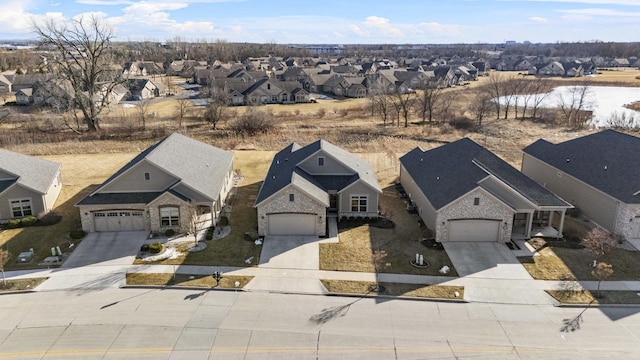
<box><xmin>297</xmin><ymin>150</ymin><xmax>354</xmax><ymax>175</ymax></box>
<box><xmin>100</xmin><ymin>160</ymin><xmax>179</xmax><ymax>193</ymax></box>
<box><xmin>400</xmin><ymin>163</ymin><xmax>437</xmax><ymax>231</ymax></box>
<box><xmin>43</xmin><ymin>171</ymin><xmax>62</xmax><ymax>213</ymax></box>
<box><xmin>338</xmin><ymin>180</ymin><xmax>379</xmax><ymax>216</ymax></box>
<box><xmin>0</xmin><ymin>184</ymin><xmax>44</xmax><ymax>220</ymax></box>
<box><xmin>522</xmin><ymin>153</ymin><xmax>618</xmax><ymax>232</ymax></box>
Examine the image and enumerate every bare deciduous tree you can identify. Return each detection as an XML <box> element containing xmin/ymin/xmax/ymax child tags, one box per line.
<box><xmin>136</xmin><ymin>100</ymin><xmax>151</xmax><ymax>130</ymax></box>
<box><xmin>592</xmin><ymin>262</ymin><xmax>613</xmax><ymax>298</ymax></box>
<box><xmin>32</xmin><ymin>15</ymin><xmax>122</xmax><ymax>131</ymax></box>
<box><xmin>415</xmin><ymin>80</ymin><xmax>445</xmax><ymax>124</ymax></box>
<box><xmin>557</xmin><ymin>82</ymin><xmax>592</xmax><ymax>128</ymax></box>
<box><xmin>389</xmin><ymin>90</ymin><xmax>416</xmax><ymax>128</ymax></box>
<box><xmin>470</xmin><ymin>94</ymin><xmax>494</xmax><ymax>126</ymax></box>
<box><xmin>582</xmin><ymin>227</ymin><xmax>616</xmax><ymax>265</ymax></box>
<box><xmin>0</xmin><ymin>248</ymin><xmax>8</xmax><ymax>286</ymax></box>
<box><xmin>203</xmin><ymin>89</ymin><xmax>228</xmax><ymax>130</ymax></box>
<box><xmin>175</xmin><ymin>98</ymin><xmax>191</xmax><ymax>127</ymax></box>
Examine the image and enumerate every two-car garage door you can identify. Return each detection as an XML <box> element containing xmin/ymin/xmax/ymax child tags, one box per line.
<box><xmin>448</xmin><ymin>219</ymin><xmax>500</xmax><ymax>242</ymax></box>
<box><xmin>94</xmin><ymin>211</ymin><xmax>145</xmax><ymax>232</ymax></box>
<box><xmin>267</xmin><ymin>214</ymin><xmax>316</xmax><ymax>236</ymax></box>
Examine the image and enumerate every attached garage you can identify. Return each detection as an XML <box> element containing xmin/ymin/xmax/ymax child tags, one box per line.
<box><xmin>267</xmin><ymin>213</ymin><xmax>316</xmax><ymax>236</ymax></box>
<box><xmin>448</xmin><ymin>219</ymin><xmax>500</xmax><ymax>242</ymax></box>
<box><xmin>94</xmin><ymin>210</ymin><xmax>145</xmax><ymax>232</ymax></box>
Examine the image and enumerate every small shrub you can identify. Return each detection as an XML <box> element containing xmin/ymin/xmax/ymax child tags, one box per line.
<box><xmin>69</xmin><ymin>230</ymin><xmax>86</xmax><ymax>240</ymax></box>
<box><xmin>219</xmin><ymin>216</ymin><xmax>229</xmax><ymax>226</ymax></box>
<box><xmin>148</xmin><ymin>242</ymin><xmax>163</xmax><ymax>254</ymax></box>
<box><xmin>338</xmin><ymin>108</ymin><xmax>349</xmax><ymax>117</ymax></box>
<box><xmin>20</xmin><ymin>216</ymin><xmax>37</xmax><ymax>227</ymax></box>
<box><xmin>449</xmin><ymin>116</ymin><xmax>475</xmax><ymax>130</ymax></box>
<box><xmin>205</xmin><ymin>226</ymin><xmax>215</xmax><ymax>240</ymax></box>
<box><xmin>38</xmin><ymin>212</ymin><xmax>62</xmax><ymax>226</ymax></box>
<box><xmin>316</xmin><ymin>108</ymin><xmax>326</xmax><ymax>119</ymax></box>
<box><xmin>164</xmin><ymin>229</ymin><xmax>176</xmax><ymax>237</ymax></box>
<box><xmin>140</xmin><ymin>244</ymin><xmax>150</xmax><ymax>252</ymax></box>
<box><xmin>7</xmin><ymin>219</ymin><xmax>21</xmax><ymax>229</ymax></box>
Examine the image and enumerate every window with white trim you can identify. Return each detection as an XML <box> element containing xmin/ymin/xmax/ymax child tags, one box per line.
<box><xmin>350</xmin><ymin>195</ymin><xmax>368</xmax><ymax>212</ymax></box>
<box><xmin>10</xmin><ymin>199</ymin><xmax>32</xmax><ymax>217</ymax></box>
<box><xmin>160</xmin><ymin>207</ymin><xmax>180</xmax><ymax>226</ymax></box>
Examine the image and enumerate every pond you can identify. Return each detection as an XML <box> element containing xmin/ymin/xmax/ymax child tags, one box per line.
<box><xmin>496</xmin><ymin>86</ymin><xmax>640</xmax><ymax>128</ymax></box>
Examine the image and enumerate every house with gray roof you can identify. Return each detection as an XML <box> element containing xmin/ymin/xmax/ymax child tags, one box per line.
<box><xmin>399</xmin><ymin>138</ymin><xmax>572</xmax><ymax>243</ymax></box>
<box><xmin>255</xmin><ymin>140</ymin><xmax>381</xmax><ymax>236</ymax></box>
<box><xmin>0</xmin><ymin>149</ymin><xmax>62</xmax><ymax>222</ymax></box>
<box><xmin>522</xmin><ymin>130</ymin><xmax>640</xmax><ymax>240</ymax></box>
<box><xmin>76</xmin><ymin>133</ymin><xmax>234</xmax><ymax>233</ymax></box>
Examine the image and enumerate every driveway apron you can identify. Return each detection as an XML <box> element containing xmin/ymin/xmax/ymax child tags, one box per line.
<box><xmin>61</xmin><ymin>231</ymin><xmax>148</xmax><ymax>268</ymax></box>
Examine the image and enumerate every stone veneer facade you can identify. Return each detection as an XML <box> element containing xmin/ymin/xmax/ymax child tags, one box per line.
<box><xmin>615</xmin><ymin>203</ymin><xmax>640</xmax><ymax>240</ymax></box>
<box><xmin>257</xmin><ymin>185</ymin><xmax>327</xmax><ymax>236</ymax></box>
<box><xmin>435</xmin><ymin>188</ymin><xmax>515</xmax><ymax>242</ymax></box>
<box><xmin>148</xmin><ymin>193</ymin><xmax>195</xmax><ymax>234</ymax></box>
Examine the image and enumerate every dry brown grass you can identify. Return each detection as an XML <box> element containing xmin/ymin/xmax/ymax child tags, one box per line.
<box><xmin>131</xmin><ymin>151</ymin><xmax>273</xmax><ymax>267</ymax></box>
<box><xmin>520</xmin><ymin>241</ymin><xmax>640</xmax><ymax>281</ymax></box>
<box><xmin>547</xmin><ymin>290</ymin><xmax>640</xmax><ymax>305</ymax></box>
<box><xmin>0</xmin><ymin>277</ymin><xmax>47</xmax><ymax>291</ymax></box>
<box><xmin>126</xmin><ymin>272</ymin><xmax>253</xmax><ymax>289</ymax></box>
<box><xmin>320</xmin><ymin>180</ymin><xmax>458</xmax><ymax>276</ymax></box>
<box><xmin>0</xmin><ymin>152</ymin><xmax>136</xmax><ymax>270</ymax></box>
<box><xmin>321</xmin><ymin>279</ymin><xmax>463</xmax><ymax>299</ymax></box>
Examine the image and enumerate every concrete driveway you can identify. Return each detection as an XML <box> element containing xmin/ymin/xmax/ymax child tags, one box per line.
<box><xmin>258</xmin><ymin>236</ymin><xmax>320</xmax><ymax>270</ymax></box>
<box><xmin>61</xmin><ymin>231</ymin><xmax>148</xmax><ymax>268</ymax></box>
<box><xmin>443</xmin><ymin>242</ymin><xmax>532</xmax><ymax>279</ymax></box>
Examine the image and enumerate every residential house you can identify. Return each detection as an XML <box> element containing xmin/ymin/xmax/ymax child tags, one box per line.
<box><xmin>255</xmin><ymin>140</ymin><xmax>381</xmax><ymax>236</ymax></box>
<box><xmin>399</xmin><ymin>138</ymin><xmax>572</xmax><ymax>242</ymax></box>
<box><xmin>76</xmin><ymin>133</ymin><xmax>234</xmax><ymax>233</ymax></box>
<box><xmin>537</xmin><ymin>61</ymin><xmax>565</xmax><ymax>76</ymax></box>
<box><xmin>522</xmin><ymin>130</ymin><xmax>640</xmax><ymax>240</ymax></box>
<box><xmin>126</xmin><ymin>79</ymin><xmax>162</xmax><ymax>100</ymax></box>
<box><xmin>0</xmin><ymin>149</ymin><xmax>62</xmax><ymax>222</ymax></box>
<box><xmin>0</xmin><ymin>74</ymin><xmax>11</xmax><ymax>94</ymax></box>
<box><xmin>15</xmin><ymin>88</ymin><xmax>33</xmax><ymax>105</ymax></box>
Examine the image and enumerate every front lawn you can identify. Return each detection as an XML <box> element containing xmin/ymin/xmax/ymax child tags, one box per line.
<box><xmin>321</xmin><ymin>279</ymin><xmax>463</xmax><ymax>299</ymax></box>
<box><xmin>547</xmin><ymin>290</ymin><xmax>640</xmax><ymax>305</ymax></box>
<box><xmin>126</xmin><ymin>273</ymin><xmax>253</xmax><ymax>289</ymax></box>
<box><xmin>132</xmin><ymin>151</ymin><xmax>273</xmax><ymax>267</ymax></box>
<box><xmin>319</xmin><ymin>184</ymin><xmax>458</xmax><ymax>276</ymax></box>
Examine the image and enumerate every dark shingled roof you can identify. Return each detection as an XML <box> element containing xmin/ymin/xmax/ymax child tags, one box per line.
<box><xmin>400</xmin><ymin>138</ymin><xmax>571</xmax><ymax>210</ymax></box>
<box><xmin>524</xmin><ymin>129</ymin><xmax>640</xmax><ymax>204</ymax></box>
<box><xmin>255</xmin><ymin>140</ymin><xmax>380</xmax><ymax>206</ymax></box>
<box><xmin>0</xmin><ymin>179</ymin><xmax>17</xmax><ymax>194</ymax></box>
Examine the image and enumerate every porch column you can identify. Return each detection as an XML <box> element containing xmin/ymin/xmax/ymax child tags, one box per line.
<box><xmin>525</xmin><ymin>212</ymin><xmax>534</xmax><ymax>238</ymax></box>
<box><xmin>557</xmin><ymin>210</ymin><xmax>566</xmax><ymax>239</ymax></box>
<box><xmin>548</xmin><ymin>211</ymin><xmax>554</xmax><ymax>227</ymax></box>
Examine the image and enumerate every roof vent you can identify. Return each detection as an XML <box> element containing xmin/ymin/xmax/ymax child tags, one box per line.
<box><xmin>272</xmin><ymin>175</ymin><xmax>276</xmax><ymax>180</ymax></box>
<box><xmin>436</xmin><ymin>176</ymin><xmax>440</xmax><ymax>181</ymax></box>
<box><xmin>604</xmin><ymin>165</ymin><xmax>608</xmax><ymax>171</ymax></box>
<box><xmin>420</xmin><ymin>158</ymin><xmax>423</xmax><ymax>162</ymax></box>
<box><xmin>566</xmin><ymin>158</ymin><xmax>570</xmax><ymax>162</ymax></box>
<box><xmin>276</xmin><ymin>160</ymin><xmax>280</xmax><ymax>165</ymax></box>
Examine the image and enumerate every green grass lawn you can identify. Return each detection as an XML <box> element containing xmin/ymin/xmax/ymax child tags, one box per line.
<box><xmin>321</xmin><ymin>279</ymin><xmax>463</xmax><ymax>299</ymax></box>
<box><xmin>320</xmin><ymin>184</ymin><xmax>458</xmax><ymax>276</ymax></box>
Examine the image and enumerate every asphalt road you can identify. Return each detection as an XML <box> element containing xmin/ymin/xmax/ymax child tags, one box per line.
<box><xmin>1</xmin><ymin>288</ymin><xmax>639</xmax><ymax>359</ymax></box>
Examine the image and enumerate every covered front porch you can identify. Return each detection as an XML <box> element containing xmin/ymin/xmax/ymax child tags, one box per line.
<box><xmin>511</xmin><ymin>209</ymin><xmax>567</xmax><ymax>240</ymax></box>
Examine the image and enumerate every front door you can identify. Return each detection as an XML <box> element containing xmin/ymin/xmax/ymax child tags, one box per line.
<box><xmin>329</xmin><ymin>194</ymin><xmax>337</xmax><ymax>213</ymax></box>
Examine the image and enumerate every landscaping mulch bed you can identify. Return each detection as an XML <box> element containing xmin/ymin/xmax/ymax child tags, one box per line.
<box><xmin>321</xmin><ymin>279</ymin><xmax>463</xmax><ymax>299</ymax></box>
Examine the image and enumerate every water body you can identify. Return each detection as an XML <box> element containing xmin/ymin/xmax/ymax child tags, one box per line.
<box><xmin>497</xmin><ymin>86</ymin><xmax>640</xmax><ymax>128</ymax></box>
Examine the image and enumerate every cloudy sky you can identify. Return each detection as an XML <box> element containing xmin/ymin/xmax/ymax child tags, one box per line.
<box><xmin>1</xmin><ymin>0</ymin><xmax>639</xmax><ymax>44</ymax></box>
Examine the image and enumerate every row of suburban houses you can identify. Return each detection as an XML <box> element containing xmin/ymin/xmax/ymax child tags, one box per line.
<box><xmin>2</xmin><ymin>130</ymin><xmax>638</xmax><ymax>242</ymax></box>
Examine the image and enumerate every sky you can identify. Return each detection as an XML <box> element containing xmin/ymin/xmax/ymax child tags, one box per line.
<box><xmin>1</xmin><ymin>0</ymin><xmax>640</xmax><ymax>44</ymax></box>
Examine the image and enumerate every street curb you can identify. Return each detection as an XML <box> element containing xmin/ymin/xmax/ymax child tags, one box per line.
<box><xmin>0</xmin><ymin>290</ymin><xmax>36</xmax><ymax>296</ymax></box>
<box><xmin>324</xmin><ymin>291</ymin><xmax>468</xmax><ymax>303</ymax></box>
<box><xmin>121</xmin><ymin>285</ymin><xmax>246</xmax><ymax>292</ymax></box>
<box><xmin>555</xmin><ymin>303</ymin><xmax>640</xmax><ymax>308</ymax></box>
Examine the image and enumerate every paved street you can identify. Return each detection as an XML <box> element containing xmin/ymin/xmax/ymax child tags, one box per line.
<box><xmin>1</xmin><ymin>288</ymin><xmax>640</xmax><ymax>359</ymax></box>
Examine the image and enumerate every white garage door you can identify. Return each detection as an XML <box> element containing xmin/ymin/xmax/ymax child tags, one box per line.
<box><xmin>94</xmin><ymin>211</ymin><xmax>145</xmax><ymax>232</ymax></box>
<box><xmin>268</xmin><ymin>214</ymin><xmax>316</xmax><ymax>236</ymax></box>
<box><xmin>449</xmin><ymin>219</ymin><xmax>500</xmax><ymax>242</ymax></box>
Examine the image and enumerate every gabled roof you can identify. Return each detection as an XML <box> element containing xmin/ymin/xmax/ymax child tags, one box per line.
<box><xmin>0</xmin><ymin>149</ymin><xmax>60</xmax><ymax>195</ymax></box>
<box><xmin>400</xmin><ymin>138</ymin><xmax>570</xmax><ymax>210</ymax></box>
<box><xmin>88</xmin><ymin>133</ymin><xmax>233</xmax><ymax>201</ymax></box>
<box><xmin>255</xmin><ymin>139</ymin><xmax>380</xmax><ymax>206</ymax></box>
<box><xmin>524</xmin><ymin>130</ymin><xmax>640</xmax><ymax>204</ymax></box>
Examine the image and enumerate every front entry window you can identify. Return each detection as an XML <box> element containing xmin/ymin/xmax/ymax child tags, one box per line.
<box><xmin>351</xmin><ymin>195</ymin><xmax>367</xmax><ymax>212</ymax></box>
<box><xmin>160</xmin><ymin>207</ymin><xmax>180</xmax><ymax>226</ymax></box>
<box><xmin>11</xmin><ymin>199</ymin><xmax>32</xmax><ymax>217</ymax></box>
